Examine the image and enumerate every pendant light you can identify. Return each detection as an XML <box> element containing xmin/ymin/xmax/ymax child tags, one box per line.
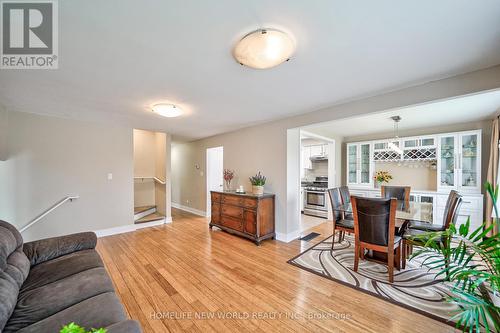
<box><xmin>388</xmin><ymin>116</ymin><xmax>403</xmax><ymax>155</ymax></box>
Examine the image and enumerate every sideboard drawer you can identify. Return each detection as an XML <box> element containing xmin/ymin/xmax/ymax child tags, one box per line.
<box><xmin>242</xmin><ymin>198</ymin><xmax>258</xmax><ymax>209</ymax></box>
<box><xmin>211</xmin><ymin>192</ymin><xmax>222</xmax><ymax>203</ymax></box>
<box><xmin>243</xmin><ymin>210</ymin><xmax>257</xmax><ymax>235</ymax></box>
<box><xmin>221</xmin><ymin>215</ymin><xmax>243</xmax><ymax>232</ymax></box>
<box><xmin>221</xmin><ymin>195</ymin><xmax>243</xmax><ymax>206</ymax></box>
<box><xmin>221</xmin><ymin>204</ymin><xmax>243</xmax><ymax>219</ymax></box>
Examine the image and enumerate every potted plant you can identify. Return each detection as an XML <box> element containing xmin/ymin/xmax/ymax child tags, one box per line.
<box><xmin>60</xmin><ymin>323</ymin><xmax>106</xmax><ymax>333</ymax></box>
<box><xmin>249</xmin><ymin>172</ymin><xmax>266</xmax><ymax>195</ymax></box>
<box><xmin>373</xmin><ymin>170</ymin><xmax>392</xmax><ymax>188</ymax></box>
<box><xmin>410</xmin><ymin>182</ymin><xmax>500</xmax><ymax>332</ymax></box>
<box><xmin>223</xmin><ymin>169</ymin><xmax>234</xmax><ymax>191</ymax></box>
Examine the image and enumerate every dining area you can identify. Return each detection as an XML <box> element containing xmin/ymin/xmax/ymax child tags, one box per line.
<box><xmin>327</xmin><ymin>185</ymin><xmax>463</xmax><ymax>282</ymax></box>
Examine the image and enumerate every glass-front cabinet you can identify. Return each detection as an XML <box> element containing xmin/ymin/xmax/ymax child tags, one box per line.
<box><xmin>437</xmin><ymin>130</ymin><xmax>481</xmax><ymax>193</ymax></box>
<box><xmin>346</xmin><ymin>142</ymin><xmax>373</xmax><ymax>187</ymax></box>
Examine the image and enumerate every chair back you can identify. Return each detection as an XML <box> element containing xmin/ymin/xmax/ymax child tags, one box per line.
<box><xmin>381</xmin><ymin>186</ymin><xmax>410</xmax><ymax>208</ymax></box>
<box><xmin>339</xmin><ymin>186</ymin><xmax>350</xmax><ymax>205</ymax></box>
<box><xmin>442</xmin><ymin>190</ymin><xmax>463</xmax><ymax>229</ymax></box>
<box><xmin>327</xmin><ymin>188</ymin><xmax>343</xmax><ymax>222</ymax></box>
<box><xmin>351</xmin><ymin>196</ymin><xmax>397</xmax><ymax>247</ymax></box>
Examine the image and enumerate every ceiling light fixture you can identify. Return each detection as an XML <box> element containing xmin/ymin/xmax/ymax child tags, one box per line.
<box><xmin>389</xmin><ymin>116</ymin><xmax>403</xmax><ymax>155</ymax></box>
<box><xmin>152</xmin><ymin>103</ymin><xmax>182</xmax><ymax>118</ymax></box>
<box><xmin>233</xmin><ymin>28</ymin><xmax>295</xmax><ymax>69</ymax></box>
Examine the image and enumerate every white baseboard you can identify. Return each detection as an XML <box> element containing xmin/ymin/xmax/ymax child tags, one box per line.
<box><xmin>95</xmin><ymin>217</ymin><xmax>171</xmax><ymax>238</ymax></box>
<box><xmin>133</xmin><ymin>207</ymin><xmax>157</xmax><ymax>221</ymax></box>
<box><xmin>275</xmin><ymin>230</ymin><xmax>301</xmax><ymax>243</ymax></box>
<box><xmin>171</xmin><ymin>202</ymin><xmax>207</xmax><ymax>217</ymax></box>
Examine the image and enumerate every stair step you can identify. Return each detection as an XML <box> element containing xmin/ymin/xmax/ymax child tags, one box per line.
<box><xmin>134</xmin><ymin>205</ymin><xmax>156</xmax><ymax>214</ymax></box>
<box><xmin>135</xmin><ymin>212</ymin><xmax>165</xmax><ymax>224</ymax></box>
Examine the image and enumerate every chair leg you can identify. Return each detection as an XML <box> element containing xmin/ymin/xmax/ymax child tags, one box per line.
<box><xmin>338</xmin><ymin>230</ymin><xmax>343</xmax><ymax>243</ymax></box>
<box><xmin>395</xmin><ymin>245</ymin><xmax>401</xmax><ymax>271</ymax></box>
<box><xmin>331</xmin><ymin>223</ymin><xmax>337</xmax><ymax>250</ymax></box>
<box><xmin>388</xmin><ymin>249</ymin><xmax>394</xmax><ymax>283</ymax></box>
<box><xmin>401</xmin><ymin>240</ymin><xmax>406</xmax><ymax>270</ymax></box>
<box><xmin>354</xmin><ymin>244</ymin><xmax>359</xmax><ymax>272</ymax></box>
<box><xmin>360</xmin><ymin>246</ymin><xmax>365</xmax><ymax>260</ymax></box>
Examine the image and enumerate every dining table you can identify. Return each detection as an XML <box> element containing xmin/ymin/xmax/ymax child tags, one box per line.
<box><xmin>333</xmin><ymin>199</ymin><xmax>435</xmax><ymax>263</ymax></box>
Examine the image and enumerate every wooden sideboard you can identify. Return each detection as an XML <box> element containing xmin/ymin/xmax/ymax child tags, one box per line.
<box><xmin>209</xmin><ymin>191</ymin><xmax>275</xmax><ymax>245</ymax></box>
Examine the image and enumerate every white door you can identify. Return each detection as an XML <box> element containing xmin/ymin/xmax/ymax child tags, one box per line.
<box><xmin>206</xmin><ymin>146</ymin><xmax>223</xmax><ymax>216</ymax></box>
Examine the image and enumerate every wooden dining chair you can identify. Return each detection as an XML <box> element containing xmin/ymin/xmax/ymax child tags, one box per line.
<box><xmin>327</xmin><ymin>188</ymin><xmax>354</xmax><ymax>250</ymax></box>
<box><xmin>401</xmin><ymin>190</ymin><xmax>462</xmax><ymax>270</ymax></box>
<box><xmin>338</xmin><ymin>186</ymin><xmax>353</xmax><ymax>219</ymax></box>
<box><xmin>381</xmin><ymin>186</ymin><xmax>411</xmax><ymax>209</ymax></box>
<box><xmin>351</xmin><ymin>196</ymin><xmax>401</xmax><ymax>283</ymax></box>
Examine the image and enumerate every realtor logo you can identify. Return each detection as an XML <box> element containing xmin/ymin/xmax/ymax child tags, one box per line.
<box><xmin>1</xmin><ymin>0</ymin><xmax>58</xmax><ymax>69</ymax></box>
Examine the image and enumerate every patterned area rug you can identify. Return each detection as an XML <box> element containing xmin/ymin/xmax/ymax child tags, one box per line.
<box><xmin>288</xmin><ymin>233</ymin><xmax>460</xmax><ymax>326</ymax></box>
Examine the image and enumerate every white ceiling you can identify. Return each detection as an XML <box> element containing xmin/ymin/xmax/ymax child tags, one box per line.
<box><xmin>303</xmin><ymin>89</ymin><xmax>500</xmax><ymax>138</ymax></box>
<box><xmin>1</xmin><ymin>0</ymin><xmax>500</xmax><ymax>141</ymax></box>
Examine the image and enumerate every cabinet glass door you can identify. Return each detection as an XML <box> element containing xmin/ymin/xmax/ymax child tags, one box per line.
<box><xmin>348</xmin><ymin>145</ymin><xmax>358</xmax><ymax>183</ymax></box>
<box><xmin>403</xmin><ymin>138</ymin><xmax>418</xmax><ymax>148</ymax></box>
<box><xmin>440</xmin><ymin>136</ymin><xmax>456</xmax><ymax>187</ymax></box>
<box><xmin>460</xmin><ymin>134</ymin><xmax>478</xmax><ymax>189</ymax></box>
<box><xmin>360</xmin><ymin>144</ymin><xmax>371</xmax><ymax>184</ymax></box>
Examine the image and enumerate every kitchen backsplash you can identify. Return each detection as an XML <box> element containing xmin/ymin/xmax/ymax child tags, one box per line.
<box><xmin>303</xmin><ymin>160</ymin><xmax>328</xmax><ymax>180</ymax></box>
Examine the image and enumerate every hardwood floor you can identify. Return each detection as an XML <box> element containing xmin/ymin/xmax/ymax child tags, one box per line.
<box><xmin>97</xmin><ymin>208</ymin><xmax>456</xmax><ymax>333</ymax></box>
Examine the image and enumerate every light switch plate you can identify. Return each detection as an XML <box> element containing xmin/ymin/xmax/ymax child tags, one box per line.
<box><xmin>107</xmin><ymin>173</ymin><xmax>113</xmax><ymax>180</ymax></box>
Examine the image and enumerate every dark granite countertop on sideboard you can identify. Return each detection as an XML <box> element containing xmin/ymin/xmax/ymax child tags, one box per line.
<box><xmin>210</xmin><ymin>190</ymin><xmax>275</xmax><ymax>199</ymax></box>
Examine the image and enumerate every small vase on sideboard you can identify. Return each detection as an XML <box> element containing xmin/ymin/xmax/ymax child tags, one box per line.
<box><xmin>252</xmin><ymin>185</ymin><xmax>264</xmax><ymax>195</ymax></box>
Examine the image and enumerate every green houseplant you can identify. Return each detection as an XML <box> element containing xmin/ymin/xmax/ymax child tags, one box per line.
<box><xmin>60</xmin><ymin>322</ymin><xmax>106</xmax><ymax>333</ymax></box>
<box><xmin>410</xmin><ymin>182</ymin><xmax>500</xmax><ymax>332</ymax></box>
<box><xmin>249</xmin><ymin>172</ymin><xmax>266</xmax><ymax>195</ymax></box>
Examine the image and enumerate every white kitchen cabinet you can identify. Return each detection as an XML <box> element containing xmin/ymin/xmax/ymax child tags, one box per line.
<box><xmin>402</xmin><ymin>135</ymin><xmax>437</xmax><ymax>161</ymax></box>
<box><xmin>435</xmin><ymin>194</ymin><xmax>483</xmax><ymax>231</ymax></box>
<box><xmin>437</xmin><ymin>130</ymin><xmax>481</xmax><ymax>193</ymax></box>
<box><xmin>346</xmin><ymin>142</ymin><xmax>373</xmax><ymax>188</ymax></box>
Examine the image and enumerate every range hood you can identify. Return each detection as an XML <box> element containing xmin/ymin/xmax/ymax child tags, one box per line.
<box><xmin>310</xmin><ymin>155</ymin><xmax>328</xmax><ymax>161</ymax></box>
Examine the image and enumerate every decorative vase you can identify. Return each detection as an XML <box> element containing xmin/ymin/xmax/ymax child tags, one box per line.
<box><xmin>225</xmin><ymin>180</ymin><xmax>232</xmax><ymax>192</ymax></box>
<box><xmin>252</xmin><ymin>185</ymin><xmax>264</xmax><ymax>195</ymax></box>
<box><xmin>375</xmin><ymin>181</ymin><xmax>382</xmax><ymax>188</ymax></box>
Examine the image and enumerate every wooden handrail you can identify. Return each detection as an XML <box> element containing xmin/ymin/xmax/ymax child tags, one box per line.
<box><xmin>19</xmin><ymin>195</ymin><xmax>79</xmax><ymax>233</ymax></box>
<box><xmin>133</xmin><ymin>176</ymin><xmax>166</xmax><ymax>185</ymax></box>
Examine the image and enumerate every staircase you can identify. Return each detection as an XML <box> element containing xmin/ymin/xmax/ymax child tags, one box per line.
<box><xmin>134</xmin><ymin>205</ymin><xmax>165</xmax><ymax>224</ymax></box>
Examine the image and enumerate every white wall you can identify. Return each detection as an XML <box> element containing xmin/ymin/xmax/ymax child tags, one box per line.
<box><xmin>170</xmin><ymin>65</ymin><xmax>500</xmax><ymax>241</ymax></box>
<box><xmin>0</xmin><ymin>111</ymin><xmax>134</xmax><ymax>241</ymax></box>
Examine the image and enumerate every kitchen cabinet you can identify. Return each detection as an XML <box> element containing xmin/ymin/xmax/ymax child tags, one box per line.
<box><xmin>437</xmin><ymin>130</ymin><xmax>481</xmax><ymax>193</ymax></box>
<box><xmin>402</xmin><ymin>135</ymin><xmax>437</xmax><ymax>161</ymax></box>
<box><xmin>373</xmin><ymin>139</ymin><xmax>402</xmax><ymax>161</ymax></box>
<box><xmin>347</xmin><ymin>142</ymin><xmax>373</xmax><ymax>188</ymax></box>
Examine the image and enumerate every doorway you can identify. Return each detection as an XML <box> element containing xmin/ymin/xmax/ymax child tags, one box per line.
<box><xmin>206</xmin><ymin>146</ymin><xmax>223</xmax><ymax>216</ymax></box>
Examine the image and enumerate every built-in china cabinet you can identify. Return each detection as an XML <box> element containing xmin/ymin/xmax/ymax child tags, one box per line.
<box><xmin>347</xmin><ymin>142</ymin><xmax>373</xmax><ymax>187</ymax></box>
<box><xmin>346</xmin><ymin>129</ymin><xmax>483</xmax><ymax>230</ymax></box>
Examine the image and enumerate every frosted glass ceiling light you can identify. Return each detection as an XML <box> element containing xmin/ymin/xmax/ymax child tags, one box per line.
<box><xmin>233</xmin><ymin>29</ymin><xmax>295</xmax><ymax>69</ymax></box>
<box><xmin>152</xmin><ymin>103</ymin><xmax>183</xmax><ymax>118</ymax></box>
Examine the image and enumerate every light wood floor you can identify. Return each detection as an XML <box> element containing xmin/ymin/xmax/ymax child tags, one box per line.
<box><xmin>97</xmin><ymin>208</ymin><xmax>456</xmax><ymax>333</ymax></box>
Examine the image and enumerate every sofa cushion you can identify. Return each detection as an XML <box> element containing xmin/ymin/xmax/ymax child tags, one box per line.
<box><xmin>12</xmin><ymin>292</ymin><xmax>128</xmax><ymax>333</ymax></box>
<box><xmin>0</xmin><ymin>221</ymin><xmax>30</xmax><ymax>331</ymax></box>
<box><xmin>20</xmin><ymin>249</ymin><xmax>104</xmax><ymax>292</ymax></box>
<box><xmin>5</xmin><ymin>266</ymin><xmax>115</xmax><ymax>332</ymax></box>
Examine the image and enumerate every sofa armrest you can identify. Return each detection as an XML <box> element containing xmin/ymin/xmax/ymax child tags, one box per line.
<box><xmin>23</xmin><ymin>232</ymin><xmax>97</xmax><ymax>266</ymax></box>
<box><xmin>105</xmin><ymin>320</ymin><xmax>142</xmax><ymax>333</ymax></box>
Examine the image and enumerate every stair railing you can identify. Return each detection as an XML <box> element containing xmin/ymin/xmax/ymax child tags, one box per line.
<box><xmin>133</xmin><ymin>176</ymin><xmax>166</xmax><ymax>185</ymax></box>
<box><xmin>19</xmin><ymin>195</ymin><xmax>79</xmax><ymax>233</ymax></box>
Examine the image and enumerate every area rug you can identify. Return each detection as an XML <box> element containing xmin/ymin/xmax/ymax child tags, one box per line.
<box><xmin>288</xmin><ymin>233</ymin><xmax>460</xmax><ymax>326</ymax></box>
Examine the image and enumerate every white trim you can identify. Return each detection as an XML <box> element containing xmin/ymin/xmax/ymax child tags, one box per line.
<box><xmin>275</xmin><ymin>230</ymin><xmax>301</xmax><ymax>243</ymax></box>
<box><xmin>95</xmin><ymin>218</ymin><xmax>170</xmax><ymax>238</ymax></box>
<box><xmin>133</xmin><ymin>207</ymin><xmax>157</xmax><ymax>221</ymax></box>
<box><xmin>171</xmin><ymin>202</ymin><xmax>207</xmax><ymax>217</ymax></box>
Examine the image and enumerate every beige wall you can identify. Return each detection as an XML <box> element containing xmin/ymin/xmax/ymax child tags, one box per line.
<box><xmin>0</xmin><ymin>111</ymin><xmax>134</xmax><ymax>241</ymax></box>
<box><xmin>0</xmin><ymin>103</ymin><xmax>7</xmax><ymax>161</ymax></box>
<box><xmin>374</xmin><ymin>162</ymin><xmax>437</xmax><ymax>191</ymax></box>
<box><xmin>171</xmin><ymin>66</ymin><xmax>500</xmax><ymax>236</ymax></box>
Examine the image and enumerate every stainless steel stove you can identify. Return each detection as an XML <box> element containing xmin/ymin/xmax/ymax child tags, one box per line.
<box><xmin>303</xmin><ymin>176</ymin><xmax>328</xmax><ymax>218</ymax></box>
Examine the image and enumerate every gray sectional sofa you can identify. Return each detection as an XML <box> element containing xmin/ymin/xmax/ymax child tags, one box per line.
<box><xmin>0</xmin><ymin>220</ymin><xmax>142</xmax><ymax>333</ymax></box>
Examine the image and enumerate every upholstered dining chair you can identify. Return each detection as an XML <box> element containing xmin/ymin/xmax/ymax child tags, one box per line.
<box><xmin>401</xmin><ymin>190</ymin><xmax>463</xmax><ymax>270</ymax></box>
<box><xmin>327</xmin><ymin>188</ymin><xmax>354</xmax><ymax>249</ymax></box>
<box><xmin>351</xmin><ymin>196</ymin><xmax>402</xmax><ymax>283</ymax></box>
<box><xmin>381</xmin><ymin>185</ymin><xmax>411</xmax><ymax>208</ymax></box>
<box><xmin>338</xmin><ymin>186</ymin><xmax>353</xmax><ymax>219</ymax></box>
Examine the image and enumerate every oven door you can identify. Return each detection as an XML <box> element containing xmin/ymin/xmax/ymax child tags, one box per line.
<box><xmin>305</xmin><ymin>191</ymin><xmax>327</xmax><ymax>211</ymax></box>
